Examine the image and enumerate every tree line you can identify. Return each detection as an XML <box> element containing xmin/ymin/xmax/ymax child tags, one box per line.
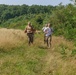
<box><xmin>0</xmin><ymin>4</ymin><xmax>76</xmax><ymax>42</ymax></box>
<box><xmin>0</xmin><ymin>4</ymin><xmax>55</xmax><ymax>23</ymax></box>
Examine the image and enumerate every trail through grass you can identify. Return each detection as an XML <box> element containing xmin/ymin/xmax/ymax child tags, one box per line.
<box><xmin>0</xmin><ymin>28</ymin><xmax>76</xmax><ymax>75</ymax></box>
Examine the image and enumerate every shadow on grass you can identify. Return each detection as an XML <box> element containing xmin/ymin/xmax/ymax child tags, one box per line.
<box><xmin>38</xmin><ymin>45</ymin><xmax>48</xmax><ymax>49</ymax></box>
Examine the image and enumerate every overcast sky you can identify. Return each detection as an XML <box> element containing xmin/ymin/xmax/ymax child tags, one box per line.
<box><xmin>0</xmin><ymin>0</ymin><xmax>73</xmax><ymax>6</ymax></box>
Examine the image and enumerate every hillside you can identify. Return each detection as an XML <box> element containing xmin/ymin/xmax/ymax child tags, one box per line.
<box><xmin>0</xmin><ymin>28</ymin><xmax>76</xmax><ymax>75</ymax></box>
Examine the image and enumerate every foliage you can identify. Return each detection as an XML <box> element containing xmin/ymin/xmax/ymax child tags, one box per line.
<box><xmin>0</xmin><ymin>4</ymin><xmax>54</xmax><ymax>23</ymax></box>
<box><xmin>49</xmin><ymin>4</ymin><xmax>76</xmax><ymax>41</ymax></box>
<box><xmin>0</xmin><ymin>29</ymin><xmax>76</xmax><ymax>75</ymax></box>
<box><xmin>71</xmin><ymin>49</ymin><xmax>76</xmax><ymax>56</ymax></box>
<box><xmin>0</xmin><ymin>4</ymin><xmax>76</xmax><ymax>41</ymax></box>
<box><xmin>0</xmin><ymin>3</ymin><xmax>76</xmax><ymax>75</ymax></box>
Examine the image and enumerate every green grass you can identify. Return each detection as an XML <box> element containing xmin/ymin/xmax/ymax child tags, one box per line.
<box><xmin>0</xmin><ymin>45</ymin><xmax>47</xmax><ymax>75</ymax></box>
<box><xmin>0</xmin><ymin>33</ymin><xmax>47</xmax><ymax>75</ymax></box>
<box><xmin>0</xmin><ymin>30</ymin><xmax>76</xmax><ymax>75</ymax></box>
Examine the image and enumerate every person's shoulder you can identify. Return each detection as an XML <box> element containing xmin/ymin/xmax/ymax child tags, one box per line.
<box><xmin>42</xmin><ymin>27</ymin><xmax>45</xmax><ymax>29</ymax></box>
<box><xmin>44</xmin><ymin>27</ymin><xmax>48</xmax><ymax>31</ymax></box>
<box><xmin>46</xmin><ymin>27</ymin><xmax>49</xmax><ymax>29</ymax></box>
<box><xmin>26</xmin><ymin>25</ymin><xmax>28</xmax><ymax>28</ymax></box>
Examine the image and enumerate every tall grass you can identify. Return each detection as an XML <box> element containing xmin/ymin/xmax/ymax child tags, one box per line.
<box><xmin>0</xmin><ymin>28</ymin><xmax>26</xmax><ymax>51</ymax></box>
<box><xmin>0</xmin><ymin>28</ymin><xmax>76</xmax><ymax>75</ymax></box>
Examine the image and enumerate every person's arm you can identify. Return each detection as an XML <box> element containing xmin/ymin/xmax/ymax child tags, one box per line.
<box><xmin>24</xmin><ymin>26</ymin><xmax>27</xmax><ymax>33</ymax></box>
<box><xmin>44</xmin><ymin>28</ymin><xmax>48</xmax><ymax>34</ymax></box>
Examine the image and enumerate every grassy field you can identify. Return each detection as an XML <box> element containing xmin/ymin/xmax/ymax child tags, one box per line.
<box><xmin>0</xmin><ymin>28</ymin><xmax>76</xmax><ymax>75</ymax></box>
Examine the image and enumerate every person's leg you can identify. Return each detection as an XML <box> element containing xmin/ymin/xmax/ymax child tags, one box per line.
<box><xmin>30</xmin><ymin>33</ymin><xmax>34</xmax><ymax>44</ymax></box>
<box><xmin>50</xmin><ymin>35</ymin><xmax>52</xmax><ymax>47</ymax></box>
<box><xmin>27</xmin><ymin>33</ymin><xmax>31</xmax><ymax>45</ymax></box>
<box><xmin>46</xmin><ymin>35</ymin><xmax>52</xmax><ymax>48</ymax></box>
<box><xmin>48</xmin><ymin>35</ymin><xmax>52</xmax><ymax>48</ymax></box>
<box><xmin>44</xmin><ymin>34</ymin><xmax>46</xmax><ymax>44</ymax></box>
<box><xmin>46</xmin><ymin>36</ymin><xmax>49</xmax><ymax>47</ymax></box>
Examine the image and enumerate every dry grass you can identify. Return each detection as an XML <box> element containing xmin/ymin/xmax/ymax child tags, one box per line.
<box><xmin>41</xmin><ymin>36</ymin><xmax>76</xmax><ymax>75</ymax></box>
<box><xmin>0</xmin><ymin>28</ymin><xmax>26</xmax><ymax>51</ymax></box>
<box><xmin>0</xmin><ymin>28</ymin><xmax>76</xmax><ymax>75</ymax></box>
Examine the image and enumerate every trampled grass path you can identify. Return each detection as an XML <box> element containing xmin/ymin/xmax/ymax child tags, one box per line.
<box><xmin>0</xmin><ymin>28</ymin><xmax>76</xmax><ymax>75</ymax></box>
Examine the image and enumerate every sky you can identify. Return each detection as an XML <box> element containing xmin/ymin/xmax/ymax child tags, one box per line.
<box><xmin>0</xmin><ymin>0</ymin><xmax>73</xmax><ymax>6</ymax></box>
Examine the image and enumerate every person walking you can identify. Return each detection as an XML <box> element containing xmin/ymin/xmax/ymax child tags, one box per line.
<box><xmin>42</xmin><ymin>24</ymin><xmax>48</xmax><ymax>44</ymax></box>
<box><xmin>24</xmin><ymin>22</ymin><xmax>36</xmax><ymax>45</ymax></box>
<box><xmin>44</xmin><ymin>23</ymin><xmax>53</xmax><ymax>48</ymax></box>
